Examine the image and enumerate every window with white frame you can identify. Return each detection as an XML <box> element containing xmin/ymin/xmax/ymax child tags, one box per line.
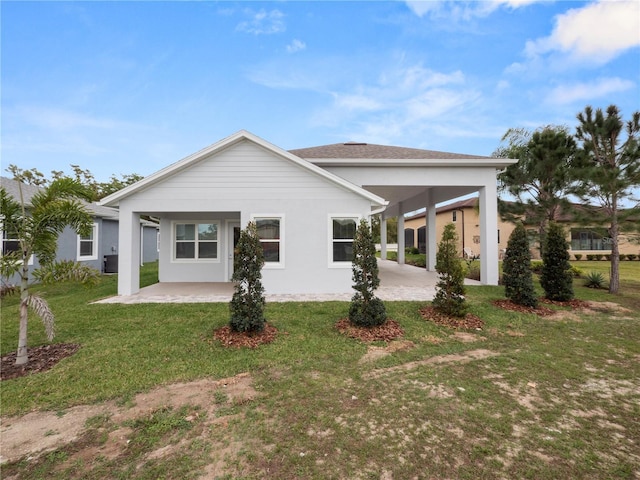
<box><xmin>253</xmin><ymin>216</ymin><xmax>283</xmax><ymax>266</ymax></box>
<box><xmin>331</xmin><ymin>217</ymin><xmax>358</xmax><ymax>264</ymax></box>
<box><xmin>78</xmin><ymin>223</ymin><xmax>98</xmax><ymax>261</ymax></box>
<box><xmin>173</xmin><ymin>222</ymin><xmax>219</xmax><ymax>261</ymax></box>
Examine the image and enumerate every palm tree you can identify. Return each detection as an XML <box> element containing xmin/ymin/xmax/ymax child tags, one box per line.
<box><xmin>1</xmin><ymin>167</ymin><xmax>94</xmax><ymax>365</ymax></box>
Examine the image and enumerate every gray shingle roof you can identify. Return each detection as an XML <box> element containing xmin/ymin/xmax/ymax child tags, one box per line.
<box><xmin>0</xmin><ymin>176</ymin><xmax>119</xmax><ymax>219</ymax></box>
<box><xmin>289</xmin><ymin>142</ymin><xmax>490</xmax><ymax>160</ymax></box>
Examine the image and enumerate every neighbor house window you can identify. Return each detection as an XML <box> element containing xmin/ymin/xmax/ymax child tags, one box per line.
<box><xmin>1</xmin><ymin>228</ymin><xmax>34</xmax><ymax>265</ymax></box>
<box><xmin>173</xmin><ymin>222</ymin><xmax>218</xmax><ymax>261</ymax></box>
<box><xmin>253</xmin><ymin>216</ymin><xmax>284</xmax><ymax>267</ymax></box>
<box><xmin>78</xmin><ymin>223</ymin><xmax>98</xmax><ymax>261</ymax></box>
<box><xmin>330</xmin><ymin>216</ymin><xmax>358</xmax><ymax>265</ymax></box>
<box><xmin>452</xmin><ymin>211</ymin><xmax>457</xmax><ymax>222</ymax></box>
<box><xmin>571</xmin><ymin>228</ymin><xmax>609</xmax><ymax>251</ymax></box>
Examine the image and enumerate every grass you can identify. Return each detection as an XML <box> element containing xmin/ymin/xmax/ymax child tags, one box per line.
<box><xmin>1</xmin><ymin>261</ymin><xmax>639</xmax><ymax>479</ymax></box>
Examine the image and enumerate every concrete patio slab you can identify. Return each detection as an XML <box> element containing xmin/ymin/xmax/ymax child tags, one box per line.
<box><xmin>94</xmin><ymin>259</ymin><xmax>480</xmax><ymax>304</ymax></box>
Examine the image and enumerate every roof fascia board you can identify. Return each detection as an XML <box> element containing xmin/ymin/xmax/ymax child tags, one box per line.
<box><xmin>309</xmin><ymin>158</ymin><xmax>517</xmax><ymax>168</ymax></box>
<box><xmin>100</xmin><ymin>130</ymin><xmax>387</xmax><ymax>208</ymax></box>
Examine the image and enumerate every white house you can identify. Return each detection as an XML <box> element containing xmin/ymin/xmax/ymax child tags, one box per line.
<box><xmin>100</xmin><ymin>131</ymin><xmax>514</xmax><ymax>296</ymax></box>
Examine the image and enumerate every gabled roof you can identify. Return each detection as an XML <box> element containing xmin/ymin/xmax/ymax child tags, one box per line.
<box><xmin>99</xmin><ymin>130</ymin><xmax>388</xmax><ymax>208</ymax></box>
<box><xmin>289</xmin><ymin>142</ymin><xmax>488</xmax><ymax>160</ymax></box>
<box><xmin>405</xmin><ymin>197</ymin><xmax>478</xmax><ymax>221</ymax></box>
<box><xmin>0</xmin><ymin>176</ymin><xmax>119</xmax><ymax>219</ymax></box>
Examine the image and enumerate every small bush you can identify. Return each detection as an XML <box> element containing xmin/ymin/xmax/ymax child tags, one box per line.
<box><xmin>541</xmin><ymin>222</ymin><xmax>573</xmax><ymax>302</ymax></box>
<box><xmin>619</xmin><ymin>254</ymin><xmax>627</xmax><ymax>261</ymax></box>
<box><xmin>569</xmin><ymin>265</ymin><xmax>584</xmax><ymax>277</ymax></box>
<box><xmin>405</xmin><ymin>246</ymin><xmax>420</xmax><ymax>255</ymax></box>
<box><xmin>628</xmin><ymin>254</ymin><xmax>638</xmax><ymax>261</ymax></box>
<box><xmin>586</xmin><ymin>254</ymin><xmax>595</xmax><ymax>261</ymax></box>
<box><xmin>432</xmin><ymin>223</ymin><xmax>467</xmax><ymax>318</ymax></box>
<box><xmin>464</xmin><ymin>262</ymin><xmax>481</xmax><ymax>281</ymax></box>
<box><xmin>584</xmin><ymin>271</ymin><xmax>607</xmax><ymax>289</ymax></box>
<box><xmin>33</xmin><ymin>260</ymin><xmax>101</xmax><ymax>287</ymax></box>
<box><xmin>604</xmin><ymin>254</ymin><xmax>611</xmax><ymax>261</ymax></box>
<box><xmin>503</xmin><ymin>223</ymin><xmax>538</xmax><ymax>308</ymax></box>
<box><xmin>530</xmin><ymin>261</ymin><xmax>544</xmax><ymax>274</ymax></box>
<box><xmin>573</xmin><ymin>254</ymin><xmax>583</xmax><ymax>261</ymax></box>
<box><xmin>594</xmin><ymin>254</ymin><xmax>604</xmax><ymax>261</ymax></box>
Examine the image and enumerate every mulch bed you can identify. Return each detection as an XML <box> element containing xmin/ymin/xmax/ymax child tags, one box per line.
<box><xmin>335</xmin><ymin>318</ymin><xmax>404</xmax><ymax>342</ymax></box>
<box><xmin>492</xmin><ymin>299</ymin><xmax>555</xmax><ymax>316</ymax></box>
<box><xmin>539</xmin><ymin>298</ymin><xmax>592</xmax><ymax>309</ymax></box>
<box><xmin>213</xmin><ymin>323</ymin><xmax>279</xmax><ymax>349</ymax></box>
<box><xmin>1</xmin><ymin>343</ymin><xmax>81</xmax><ymax>381</ymax></box>
<box><xmin>419</xmin><ymin>306</ymin><xmax>485</xmax><ymax>330</ymax></box>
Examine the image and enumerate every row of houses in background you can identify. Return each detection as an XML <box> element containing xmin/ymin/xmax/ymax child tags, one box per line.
<box><xmin>403</xmin><ymin>197</ymin><xmax>639</xmax><ymax>259</ymax></box>
<box><xmin>0</xmin><ymin>176</ymin><xmax>159</xmax><ymax>286</ymax></box>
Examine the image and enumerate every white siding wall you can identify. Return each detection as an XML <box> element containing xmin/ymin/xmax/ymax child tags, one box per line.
<box><xmin>122</xmin><ymin>140</ymin><xmax>373</xmax><ymax>294</ymax></box>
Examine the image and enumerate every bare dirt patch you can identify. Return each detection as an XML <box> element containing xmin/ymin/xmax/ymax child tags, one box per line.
<box><xmin>450</xmin><ymin>331</ymin><xmax>485</xmax><ymax>343</ymax></box>
<box><xmin>365</xmin><ymin>348</ymin><xmax>500</xmax><ymax>379</ymax></box>
<box><xmin>0</xmin><ymin>373</ymin><xmax>257</xmax><ymax>465</ymax></box>
<box><xmin>359</xmin><ymin>340</ymin><xmax>415</xmax><ymax>364</ymax></box>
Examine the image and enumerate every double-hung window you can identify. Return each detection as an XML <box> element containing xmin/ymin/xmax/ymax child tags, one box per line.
<box><xmin>174</xmin><ymin>222</ymin><xmax>219</xmax><ymax>261</ymax></box>
<box><xmin>1</xmin><ymin>228</ymin><xmax>33</xmax><ymax>265</ymax></box>
<box><xmin>330</xmin><ymin>216</ymin><xmax>358</xmax><ymax>265</ymax></box>
<box><xmin>253</xmin><ymin>216</ymin><xmax>284</xmax><ymax>268</ymax></box>
<box><xmin>78</xmin><ymin>223</ymin><xmax>98</xmax><ymax>261</ymax></box>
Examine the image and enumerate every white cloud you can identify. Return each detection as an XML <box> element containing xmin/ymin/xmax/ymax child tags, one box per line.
<box><xmin>236</xmin><ymin>9</ymin><xmax>285</xmax><ymax>35</ymax></box>
<box><xmin>546</xmin><ymin>77</ymin><xmax>635</xmax><ymax>105</ymax></box>
<box><xmin>526</xmin><ymin>1</ymin><xmax>640</xmax><ymax>64</ymax></box>
<box><xmin>286</xmin><ymin>39</ymin><xmax>306</xmax><ymax>54</ymax></box>
<box><xmin>404</xmin><ymin>0</ymin><xmax>541</xmax><ymax>20</ymax></box>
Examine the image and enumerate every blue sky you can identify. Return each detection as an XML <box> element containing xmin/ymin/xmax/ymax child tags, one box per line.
<box><xmin>2</xmin><ymin>1</ymin><xmax>639</xmax><ymax>182</ymax></box>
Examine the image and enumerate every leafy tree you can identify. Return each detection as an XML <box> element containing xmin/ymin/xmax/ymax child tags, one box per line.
<box><xmin>573</xmin><ymin>105</ymin><xmax>640</xmax><ymax>294</ymax></box>
<box><xmin>229</xmin><ymin>222</ymin><xmax>266</xmax><ymax>333</ymax></box>
<box><xmin>349</xmin><ymin>219</ymin><xmax>387</xmax><ymax>327</ymax></box>
<box><xmin>432</xmin><ymin>223</ymin><xmax>467</xmax><ymax>318</ymax></box>
<box><xmin>541</xmin><ymin>222</ymin><xmax>574</xmax><ymax>301</ymax></box>
<box><xmin>371</xmin><ymin>215</ymin><xmax>398</xmax><ymax>244</ymax></box>
<box><xmin>1</xmin><ymin>166</ymin><xmax>94</xmax><ymax>365</ymax></box>
<box><xmin>51</xmin><ymin>165</ymin><xmax>143</xmax><ymax>201</ymax></box>
<box><xmin>494</xmin><ymin>126</ymin><xmax>577</xmax><ymax>255</ymax></box>
<box><xmin>503</xmin><ymin>223</ymin><xmax>538</xmax><ymax>308</ymax></box>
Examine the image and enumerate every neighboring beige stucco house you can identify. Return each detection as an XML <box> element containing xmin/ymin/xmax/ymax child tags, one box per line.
<box><xmin>404</xmin><ymin>198</ymin><xmax>639</xmax><ymax>260</ymax></box>
<box><xmin>100</xmin><ymin>131</ymin><xmax>515</xmax><ymax>296</ymax></box>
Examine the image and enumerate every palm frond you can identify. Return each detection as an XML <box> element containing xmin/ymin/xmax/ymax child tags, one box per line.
<box><xmin>27</xmin><ymin>294</ymin><xmax>56</xmax><ymax>341</ymax></box>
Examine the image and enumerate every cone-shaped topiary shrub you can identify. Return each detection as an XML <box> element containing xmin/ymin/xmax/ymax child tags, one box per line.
<box><xmin>541</xmin><ymin>222</ymin><xmax>574</xmax><ymax>301</ymax></box>
<box><xmin>349</xmin><ymin>218</ymin><xmax>387</xmax><ymax>327</ymax></box>
<box><xmin>503</xmin><ymin>223</ymin><xmax>538</xmax><ymax>308</ymax></box>
<box><xmin>229</xmin><ymin>222</ymin><xmax>266</xmax><ymax>332</ymax></box>
<box><xmin>432</xmin><ymin>223</ymin><xmax>468</xmax><ymax>318</ymax></box>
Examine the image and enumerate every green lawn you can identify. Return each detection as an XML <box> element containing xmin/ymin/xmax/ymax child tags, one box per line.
<box><xmin>1</xmin><ymin>261</ymin><xmax>639</xmax><ymax>479</ymax></box>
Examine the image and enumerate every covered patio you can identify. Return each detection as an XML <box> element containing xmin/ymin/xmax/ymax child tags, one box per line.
<box><xmin>95</xmin><ymin>259</ymin><xmax>480</xmax><ymax>304</ymax></box>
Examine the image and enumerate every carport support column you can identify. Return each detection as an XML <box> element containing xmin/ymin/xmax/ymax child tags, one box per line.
<box><xmin>380</xmin><ymin>216</ymin><xmax>387</xmax><ymax>260</ymax></box>
<box><xmin>426</xmin><ymin>193</ymin><xmax>437</xmax><ymax>271</ymax></box>
<box><xmin>479</xmin><ymin>184</ymin><xmax>499</xmax><ymax>285</ymax></box>
<box><xmin>118</xmin><ymin>209</ymin><xmax>141</xmax><ymax>295</ymax></box>
<box><xmin>397</xmin><ymin>205</ymin><xmax>405</xmax><ymax>265</ymax></box>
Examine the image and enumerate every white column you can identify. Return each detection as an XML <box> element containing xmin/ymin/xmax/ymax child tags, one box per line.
<box><xmin>118</xmin><ymin>208</ymin><xmax>141</xmax><ymax>295</ymax></box>
<box><xmin>426</xmin><ymin>193</ymin><xmax>437</xmax><ymax>271</ymax></box>
<box><xmin>397</xmin><ymin>204</ymin><xmax>405</xmax><ymax>265</ymax></box>
<box><xmin>380</xmin><ymin>217</ymin><xmax>387</xmax><ymax>260</ymax></box>
<box><xmin>479</xmin><ymin>183</ymin><xmax>499</xmax><ymax>285</ymax></box>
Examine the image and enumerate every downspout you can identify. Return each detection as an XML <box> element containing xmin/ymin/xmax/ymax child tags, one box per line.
<box><xmin>457</xmin><ymin>208</ymin><xmax>465</xmax><ymax>256</ymax></box>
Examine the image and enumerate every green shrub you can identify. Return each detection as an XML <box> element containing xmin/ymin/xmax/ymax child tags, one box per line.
<box><xmin>229</xmin><ymin>222</ymin><xmax>266</xmax><ymax>333</ymax></box>
<box><xmin>530</xmin><ymin>261</ymin><xmax>544</xmax><ymax>274</ymax></box>
<box><xmin>584</xmin><ymin>271</ymin><xmax>607</xmax><ymax>289</ymax></box>
<box><xmin>540</xmin><ymin>222</ymin><xmax>573</xmax><ymax>302</ymax></box>
<box><xmin>628</xmin><ymin>254</ymin><xmax>638</xmax><ymax>261</ymax></box>
<box><xmin>569</xmin><ymin>265</ymin><xmax>584</xmax><ymax>277</ymax></box>
<box><xmin>503</xmin><ymin>223</ymin><xmax>538</xmax><ymax>308</ymax></box>
<box><xmin>32</xmin><ymin>260</ymin><xmax>101</xmax><ymax>287</ymax></box>
<box><xmin>407</xmin><ymin>256</ymin><xmax>426</xmax><ymax>268</ymax></box>
<box><xmin>350</xmin><ymin>219</ymin><xmax>387</xmax><ymax>327</ymax></box>
<box><xmin>432</xmin><ymin>223</ymin><xmax>467</xmax><ymax>318</ymax></box>
<box><xmin>619</xmin><ymin>254</ymin><xmax>627</xmax><ymax>261</ymax></box>
<box><xmin>586</xmin><ymin>254</ymin><xmax>595</xmax><ymax>261</ymax></box>
<box><xmin>573</xmin><ymin>254</ymin><xmax>583</xmax><ymax>261</ymax></box>
<box><xmin>464</xmin><ymin>262</ymin><xmax>481</xmax><ymax>281</ymax></box>
<box><xmin>604</xmin><ymin>254</ymin><xmax>611</xmax><ymax>261</ymax></box>
<box><xmin>594</xmin><ymin>254</ymin><xmax>604</xmax><ymax>261</ymax></box>
<box><xmin>405</xmin><ymin>246</ymin><xmax>420</xmax><ymax>255</ymax></box>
